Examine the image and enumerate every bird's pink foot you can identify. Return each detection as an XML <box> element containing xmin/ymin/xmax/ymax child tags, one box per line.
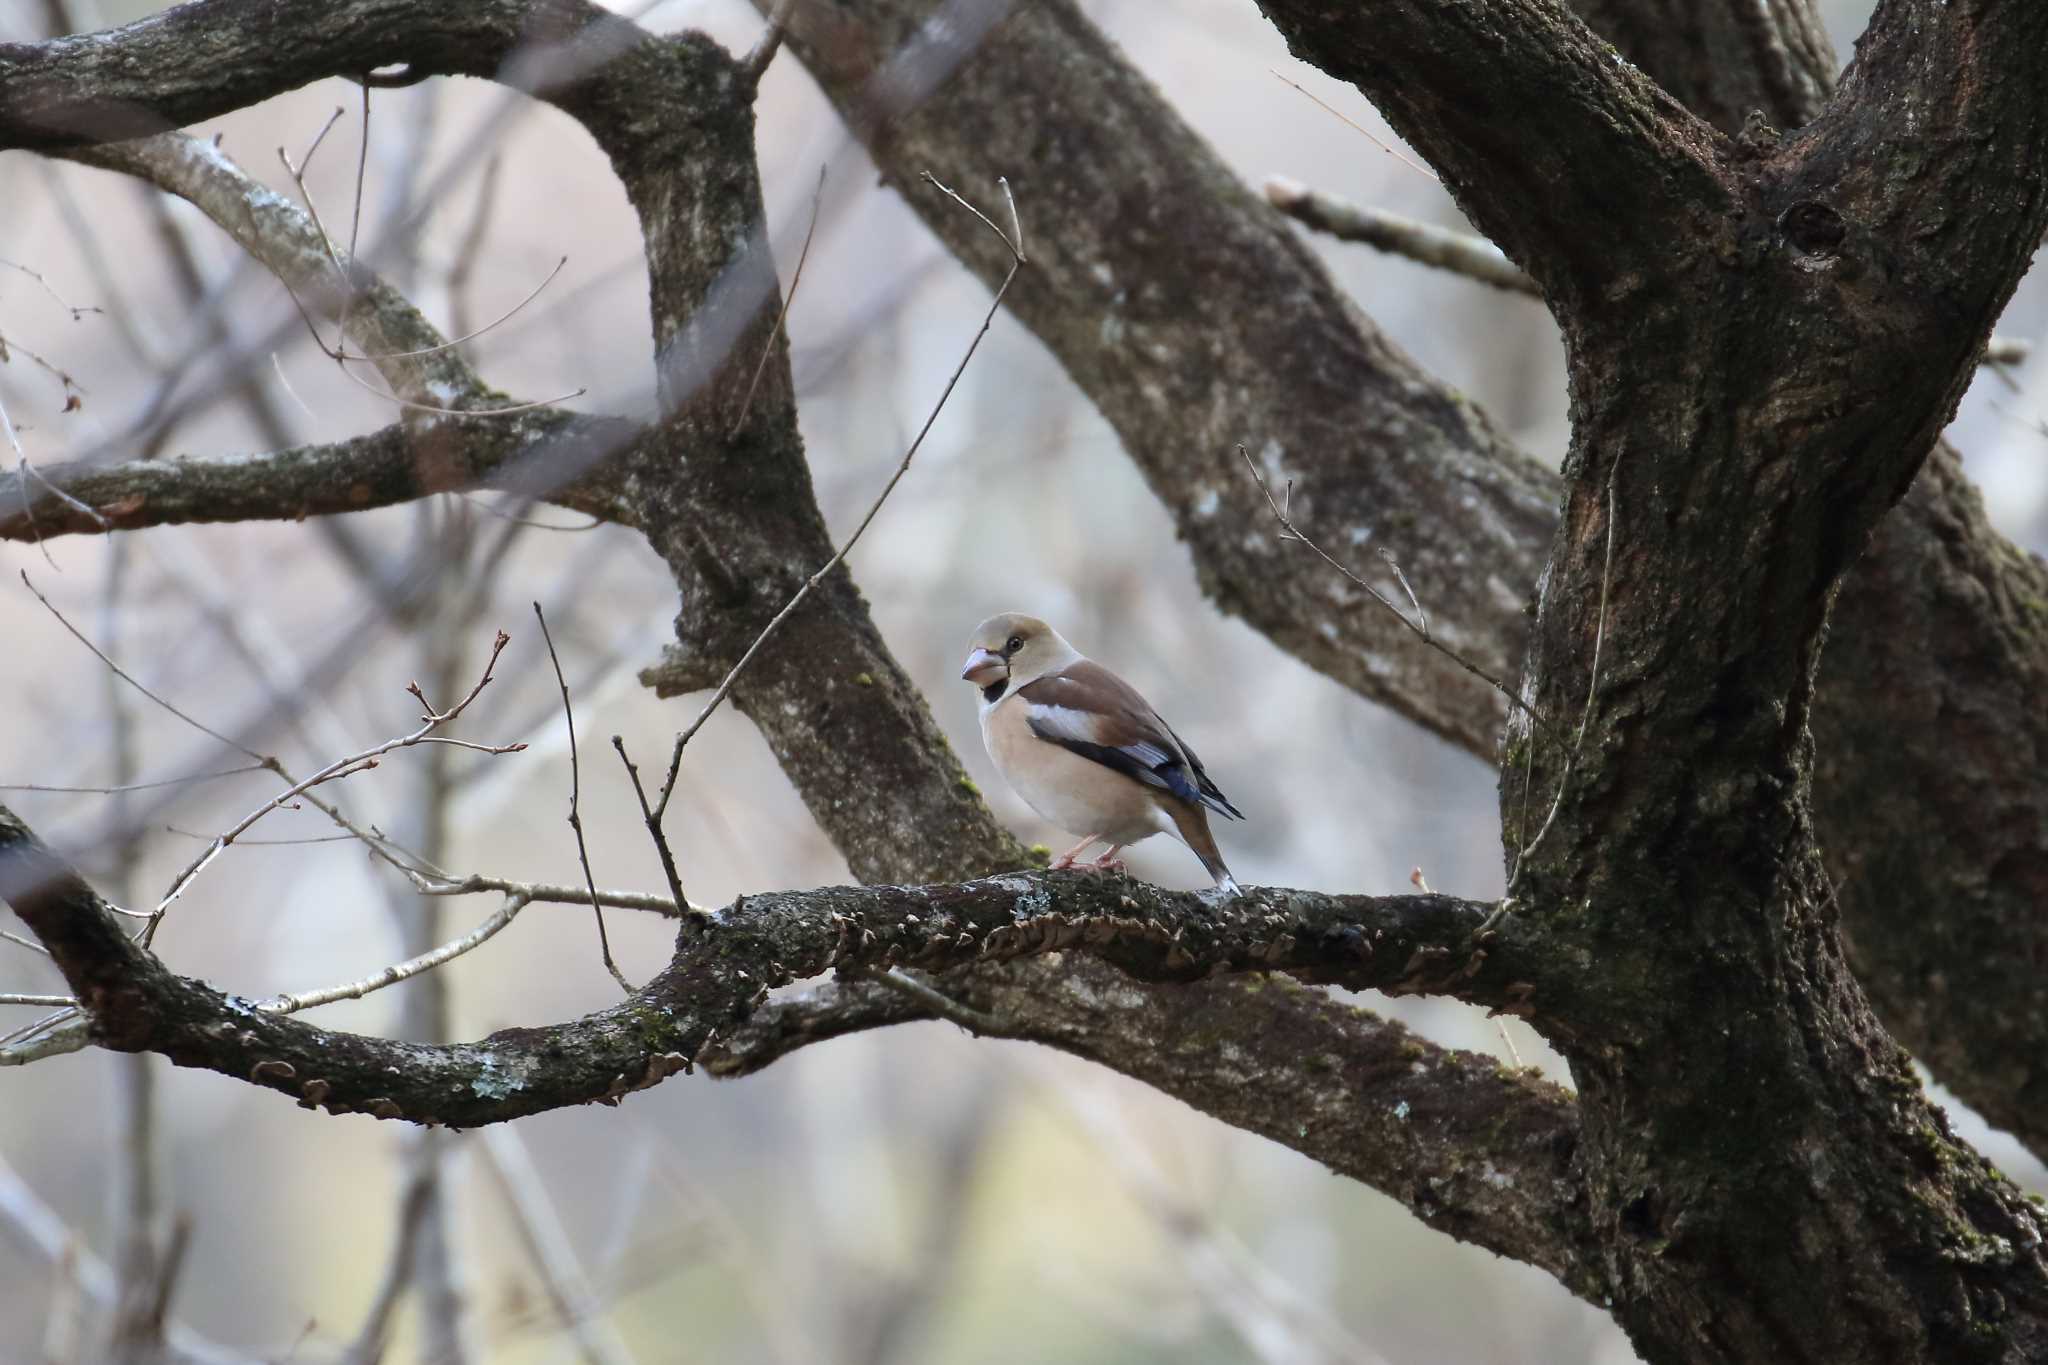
<box><xmin>1089</xmin><ymin>846</ymin><xmax>1127</xmax><ymax>875</ymax></box>
<box><xmin>1052</xmin><ymin>835</ymin><xmax>1103</xmax><ymax>870</ymax></box>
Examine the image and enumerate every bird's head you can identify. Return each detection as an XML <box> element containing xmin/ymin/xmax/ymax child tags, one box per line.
<box><xmin>961</xmin><ymin>613</ymin><xmax>1073</xmax><ymax>700</ymax></box>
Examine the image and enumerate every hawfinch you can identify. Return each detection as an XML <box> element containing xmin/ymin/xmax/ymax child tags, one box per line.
<box><xmin>961</xmin><ymin>613</ymin><xmax>1243</xmax><ymax>894</ymax></box>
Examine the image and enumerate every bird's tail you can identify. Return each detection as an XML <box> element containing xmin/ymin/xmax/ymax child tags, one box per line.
<box><xmin>1163</xmin><ymin>797</ymin><xmax>1242</xmax><ymax>897</ymax></box>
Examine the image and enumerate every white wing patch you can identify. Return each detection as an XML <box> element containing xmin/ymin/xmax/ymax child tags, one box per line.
<box><xmin>1026</xmin><ymin>702</ymin><xmax>1177</xmax><ymax>773</ymax></box>
<box><xmin>1023</xmin><ymin>703</ymin><xmax>1106</xmax><ymax>745</ymax></box>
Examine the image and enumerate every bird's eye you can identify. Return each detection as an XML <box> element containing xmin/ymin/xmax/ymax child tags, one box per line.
<box><xmin>1006</xmin><ymin>635</ymin><xmax>1023</xmax><ymax>654</ymax></box>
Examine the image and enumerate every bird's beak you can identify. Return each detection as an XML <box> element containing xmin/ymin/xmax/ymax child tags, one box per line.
<box><xmin>961</xmin><ymin>647</ymin><xmax>1006</xmax><ymax>686</ymax></box>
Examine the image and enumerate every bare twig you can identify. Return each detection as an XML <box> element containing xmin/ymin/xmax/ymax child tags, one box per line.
<box><xmin>0</xmin><ymin>765</ymin><xmax>266</xmax><ymax>794</ymax></box>
<box><xmin>536</xmin><ymin>603</ymin><xmax>632</xmax><ymax>993</ymax></box>
<box><xmin>738</xmin><ymin>0</ymin><xmax>797</xmax><ymax>88</ymax></box>
<box><xmin>1266</xmin><ymin>175</ymin><xmax>2031</xmax><ymax>370</ymax></box>
<box><xmin>23</xmin><ymin>570</ymin><xmax>262</xmax><ymax>759</ymax></box>
<box><xmin>730</xmin><ymin>165</ymin><xmax>824</xmax><ymax>438</ymax></box>
<box><xmin>329</xmin><ymin>256</ymin><xmax>566</xmax><ymax>367</ymax></box>
<box><xmin>652</xmin><ymin>173</ymin><xmax>1026</xmax><ymax>822</ymax></box>
<box><xmin>1508</xmin><ymin>458</ymin><xmax>1623</xmax><ymax>893</ymax></box>
<box><xmin>0</xmin><ymin>992</ymin><xmax>74</xmax><ymax>1006</ymax></box>
<box><xmin>0</xmin><ymin>327</ymin><xmax>87</xmax><ymax>397</ymax></box>
<box><xmin>273</xmin><ymin>101</ymin><xmax>584</xmax><ymax>416</ymax></box>
<box><xmin>254</xmin><ymin>894</ymin><xmax>531</xmax><ymax>1014</ymax></box>
<box><xmin>865</xmin><ymin>967</ymin><xmax>1009</xmax><ymax>1036</ymax></box>
<box><xmin>405</xmin><ymin>869</ymin><xmax>690</xmax><ymax>916</ymax></box>
<box><xmin>1265</xmin><ymin>177</ymin><xmax>1535</xmax><ymax>295</ymax></box>
<box><xmin>1267</xmin><ymin>70</ymin><xmax>1439</xmax><ymax>183</ymax></box>
<box><xmin>0</xmin><ymin>1005</ymin><xmax>80</xmax><ymax>1054</ymax></box>
<box><xmin>610</xmin><ymin>736</ymin><xmax>690</xmax><ymax>918</ymax></box>
<box><xmin>148</xmin><ymin>631</ymin><xmax>522</xmax><ymax>937</ymax></box>
<box><xmin>2</xmin><ymin>929</ymin><xmax>50</xmax><ymax>956</ymax></box>
<box><xmin>0</xmin><ymin>255</ymin><xmax>103</xmax><ymax>319</ymax></box>
<box><xmin>3</xmin><ymin>391</ymin><xmax>101</xmax><ymax>566</ymax></box>
<box><xmin>1237</xmin><ymin>447</ymin><xmax>1547</xmax><ymax>731</ymax></box>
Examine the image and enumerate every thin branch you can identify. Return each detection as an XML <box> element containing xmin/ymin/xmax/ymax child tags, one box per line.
<box><xmin>651</xmin><ymin>173</ymin><xmax>1026</xmax><ymax>822</ymax></box>
<box><xmin>0</xmin><ymin>414</ymin><xmax>638</xmax><ymax>544</ymax></box>
<box><xmin>254</xmin><ymin>894</ymin><xmax>531</xmax><ymax>1014</ymax></box>
<box><xmin>326</xmin><ymin>355</ymin><xmax>586</xmax><ymax>418</ymax></box>
<box><xmin>0</xmin><ymin>765</ymin><xmax>266</xmax><ymax>794</ymax></box>
<box><xmin>0</xmin><ymin>992</ymin><xmax>74</xmax><ymax>1006</ymax></box>
<box><xmin>1265</xmin><ymin>174</ymin><xmax>2045</xmax><ymax>371</ymax></box>
<box><xmin>147</xmin><ymin>631</ymin><xmax>521</xmax><ymax>936</ymax></box>
<box><xmin>1508</xmin><ymin>457</ymin><xmax>1622</xmax><ymax>892</ymax></box>
<box><xmin>2</xmin><ymin>929</ymin><xmax>50</xmax><ymax>956</ymax></box>
<box><xmin>272</xmin><ymin>101</ymin><xmax>588</xmax><ymax>418</ymax></box>
<box><xmin>1264</xmin><ymin>177</ymin><xmax>1536</xmax><ymax>295</ymax></box>
<box><xmin>327</xmin><ymin>255</ymin><xmax>567</xmax><ymax>365</ymax></box>
<box><xmin>3</xmin><ymin>389</ymin><xmax>100</xmax><ymax>567</ymax></box>
<box><xmin>0</xmin><ymin>328</ymin><xmax>90</xmax><ymax>405</ymax></box>
<box><xmin>162</xmin><ymin>826</ymin><xmax>358</xmax><ymax>846</ymax></box>
<box><xmin>403</xmin><ymin>870</ymin><xmax>691</xmax><ymax>916</ymax></box>
<box><xmin>536</xmin><ymin>603</ymin><xmax>631</xmax><ymax>993</ymax></box>
<box><xmin>23</xmin><ymin>571</ymin><xmax>258</xmax><ymax>756</ymax></box>
<box><xmin>1236</xmin><ymin>446</ymin><xmax>1548</xmax><ymax>732</ymax></box>
<box><xmin>610</xmin><ymin>736</ymin><xmax>690</xmax><ymax>918</ymax></box>
<box><xmin>1266</xmin><ymin>70</ymin><xmax>1439</xmax><ymax>183</ymax></box>
<box><xmin>0</xmin><ymin>1010</ymin><xmax>83</xmax><ymax>1061</ymax></box>
<box><xmin>0</xmin><ymin>255</ymin><xmax>103</xmax><ymax>319</ymax></box>
<box><xmin>866</xmin><ymin>966</ymin><xmax>1008</xmax><ymax>1036</ymax></box>
<box><xmin>730</xmin><ymin>165</ymin><xmax>824</xmax><ymax>438</ymax></box>
<box><xmin>738</xmin><ymin>0</ymin><xmax>797</xmax><ymax>88</ymax></box>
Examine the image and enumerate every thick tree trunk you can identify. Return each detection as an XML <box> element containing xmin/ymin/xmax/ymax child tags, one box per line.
<box><xmin>1249</xmin><ymin>0</ymin><xmax>2048</xmax><ymax>1356</ymax></box>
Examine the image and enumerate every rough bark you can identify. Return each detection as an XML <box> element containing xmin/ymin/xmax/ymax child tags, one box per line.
<box><xmin>1567</xmin><ymin>0</ymin><xmax>1835</xmax><ymax>137</ymax></box>
<box><xmin>0</xmin><ymin>416</ymin><xmax>638</xmax><ymax>537</ymax></box>
<box><xmin>1563</xmin><ymin>0</ymin><xmax>2048</xmax><ymax>1167</ymax></box>
<box><xmin>1254</xmin><ymin>0</ymin><xmax>2048</xmax><ymax>1356</ymax></box>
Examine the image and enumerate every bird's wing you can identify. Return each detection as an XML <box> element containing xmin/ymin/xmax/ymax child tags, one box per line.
<box><xmin>1017</xmin><ymin>661</ymin><xmax>1242</xmax><ymax>820</ymax></box>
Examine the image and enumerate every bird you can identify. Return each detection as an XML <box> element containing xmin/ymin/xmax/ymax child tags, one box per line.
<box><xmin>960</xmin><ymin>613</ymin><xmax>1244</xmax><ymax>894</ymax></box>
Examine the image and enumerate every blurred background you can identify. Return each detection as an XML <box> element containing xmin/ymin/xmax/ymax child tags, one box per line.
<box><xmin>2</xmin><ymin>0</ymin><xmax>2044</xmax><ymax>1361</ymax></box>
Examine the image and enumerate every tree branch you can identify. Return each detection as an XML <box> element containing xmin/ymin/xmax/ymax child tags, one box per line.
<box><xmin>0</xmin><ymin>797</ymin><xmax>1560</xmax><ymax>1117</ymax></box>
<box><xmin>1265</xmin><ymin>178</ymin><xmax>1539</xmax><ymax>297</ymax></box>
<box><xmin>0</xmin><ymin>415</ymin><xmax>641</xmax><ymax>540</ymax></box>
<box><xmin>711</xmin><ymin>966</ymin><xmax>1605</xmax><ymax>1301</ymax></box>
<box><xmin>1253</xmin><ymin>0</ymin><xmax>1730</xmax><ymax>306</ymax></box>
<box><xmin>0</xmin><ymin>0</ymin><xmax>643</xmax><ymax>151</ymax></box>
